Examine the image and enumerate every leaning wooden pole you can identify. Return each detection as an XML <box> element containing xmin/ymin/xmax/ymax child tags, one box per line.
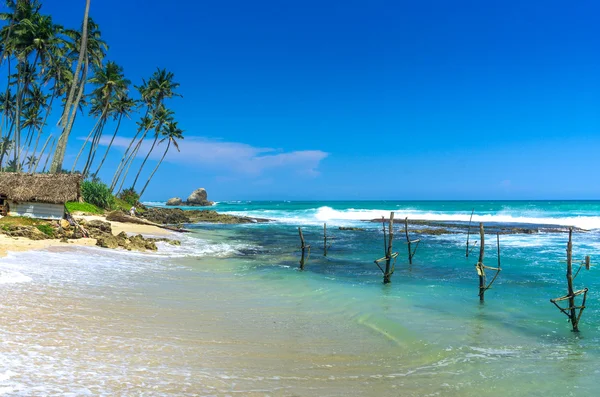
<box><xmin>384</xmin><ymin>212</ymin><xmax>395</xmax><ymax>284</ymax></box>
<box><xmin>323</xmin><ymin>223</ymin><xmax>328</xmax><ymax>256</ymax></box>
<box><xmin>476</xmin><ymin>223</ymin><xmax>485</xmax><ymax>301</ymax></box>
<box><xmin>466</xmin><ymin>208</ymin><xmax>474</xmax><ymax>258</ymax></box>
<box><xmin>298</xmin><ymin>227</ymin><xmax>309</xmax><ymax>270</ymax></box>
<box><xmin>550</xmin><ymin>227</ymin><xmax>590</xmax><ymax>332</ymax></box>
<box><xmin>566</xmin><ymin>228</ymin><xmax>578</xmax><ymax>330</ymax></box>
<box><xmin>405</xmin><ymin>217</ymin><xmax>412</xmax><ymax>265</ymax></box>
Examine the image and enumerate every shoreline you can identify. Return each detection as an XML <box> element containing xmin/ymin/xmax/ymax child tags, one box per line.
<box><xmin>0</xmin><ymin>213</ymin><xmax>172</xmax><ymax>258</ymax></box>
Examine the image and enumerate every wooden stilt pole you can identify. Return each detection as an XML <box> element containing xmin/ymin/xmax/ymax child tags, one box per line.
<box><xmin>323</xmin><ymin>223</ymin><xmax>327</xmax><ymax>256</ymax></box>
<box><xmin>476</xmin><ymin>223</ymin><xmax>485</xmax><ymax>301</ymax></box>
<box><xmin>466</xmin><ymin>208</ymin><xmax>474</xmax><ymax>258</ymax></box>
<box><xmin>384</xmin><ymin>212</ymin><xmax>395</xmax><ymax>284</ymax></box>
<box><xmin>566</xmin><ymin>228</ymin><xmax>578</xmax><ymax>331</ymax></box>
<box><xmin>405</xmin><ymin>217</ymin><xmax>412</xmax><ymax>265</ymax></box>
<box><xmin>299</xmin><ymin>227</ymin><xmax>310</xmax><ymax>270</ymax></box>
<box><xmin>550</xmin><ymin>227</ymin><xmax>591</xmax><ymax>332</ymax></box>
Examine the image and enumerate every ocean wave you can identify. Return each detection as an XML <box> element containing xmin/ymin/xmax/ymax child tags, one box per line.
<box><xmin>224</xmin><ymin>206</ymin><xmax>600</xmax><ymax>229</ymax></box>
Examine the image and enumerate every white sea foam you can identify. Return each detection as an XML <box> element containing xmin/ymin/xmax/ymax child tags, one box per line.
<box><xmin>0</xmin><ymin>270</ymin><xmax>31</xmax><ymax>285</ymax></box>
<box><xmin>227</xmin><ymin>206</ymin><xmax>600</xmax><ymax>229</ymax></box>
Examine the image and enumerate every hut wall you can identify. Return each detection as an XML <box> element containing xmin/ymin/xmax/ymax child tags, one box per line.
<box><xmin>7</xmin><ymin>201</ymin><xmax>64</xmax><ymax>220</ymax></box>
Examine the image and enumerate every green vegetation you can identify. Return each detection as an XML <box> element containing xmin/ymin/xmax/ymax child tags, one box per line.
<box><xmin>35</xmin><ymin>224</ymin><xmax>54</xmax><ymax>237</ymax></box>
<box><xmin>81</xmin><ymin>180</ymin><xmax>114</xmax><ymax>210</ymax></box>
<box><xmin>118</xmin><ymin>187</ymin><xmax>140</xmax><ymax>207</ymax></box>
<box><xmin>0</xmin><ymin>216</ymin><xmax>44</xmax><ymax>226</ymax></box>
<box><xmin>65</xmin><ymin>201</ymin><xmax>103</xmax><ymax>214</ymax></box>
<box><xmin>0</xmin><ymin>1</ymin><xmax>184</xmax><ymax>200</ymax></box>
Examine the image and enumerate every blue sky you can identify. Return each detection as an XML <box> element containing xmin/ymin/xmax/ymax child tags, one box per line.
<box><xmin>20</xmin><ymin>0</ymin><xmax>600</xmax><ymax>200</ymax></box>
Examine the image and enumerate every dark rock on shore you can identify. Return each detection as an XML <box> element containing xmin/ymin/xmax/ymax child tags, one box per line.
<box><xmin>338</xmin><ymin>227</ymin><xmax>366</xmax><ymax>231</ymax></box>
<box><xmin>141</xmin><ymin>207</ymin><xmax>270</xmax><ymax>225</ymax></box>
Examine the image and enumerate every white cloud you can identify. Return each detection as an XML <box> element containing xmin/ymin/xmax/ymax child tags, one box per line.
<box><xmin>100</xmin><ymin>136</ymin><xmax>328</xmax><ymax>176</ymax></box>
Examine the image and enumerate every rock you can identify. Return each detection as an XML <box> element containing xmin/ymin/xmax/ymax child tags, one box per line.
<box><xmin>1</xmin><ymin>225</ymin><xmax>48</xmax><ymax>240</ymax></box>
<box><xmin>166</xmin><ymin>197</ymin><xmax>182</xmax><ymax>206</ymax></box>
<box><xmin>95</xmin><ymin>235</ymin><xmax>120</xmax><ymax>249</ymax></box>
<box><xmin>338</xmin><ymin>227</ymin><xmax>366</xmax><ymax>231</ymax></box>
<box><xmin>86</xmin><ymin>219</ymin><xmax>113</xmax><ymax>234</ymax></box>
<box><xmin>60</xmin><ymin>219</ymin><xmax>71</xmax><ymax>229</ymax></box>
<box><xmin>186</xmin><ymin>188</ymin><xmax>214</xmax><ymax>206</ymax></box>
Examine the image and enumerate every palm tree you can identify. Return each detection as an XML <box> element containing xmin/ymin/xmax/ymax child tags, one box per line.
<box><xmin>112</xmin><ymin>68</ymin><xmax>180</xmax><ymax>191</ymax></box>
<box><xmin>10</xmin><ymin>10</ymin><xmax>59</xmax><ymax>171</ymax></box>
<box><xmin>139</xmin><ymin>120</ymin><xmax>183</xmax><ymax>198</ymax></box>
<box><xmin>81</xmin><ymin>61</ymin><xmax>129</xmax><ymax>175</ymax></box>
<box><xmin>113</xmin><ymin>114</ymin><xmax>154</xmax><ymax>193</ymax></box>
<box><xmin>0</xmin><ymin>136</ymin><xmax>12</xmax><ymax>170</ymax></box>
<box><xmin>131</xmin><ymin>105</ymin><xmax>173</xmax><ymax>189</ymax></box>
<box><xmin>93</xmin><ymin>93</ymin><xmax>136</xmax><ymax>175</ymax></box>
<box><xmin>50</xmin><ymin>0</ymin><xmax>96</xmax><ymax>173</ymax></box>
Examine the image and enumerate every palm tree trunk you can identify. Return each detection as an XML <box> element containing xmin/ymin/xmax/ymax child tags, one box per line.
<box><xmin>42</xmin><ymin>137</ymin><xmax>56</xmax><ymax>173</ymax></box>
<box><xmin>51</xmin><ymin>0</ymin><xmax>90</xmax><ymax>173</ymax></box>
<box><xmin>62</xmin><ymin>0</ymin><xmax>90</xmax><ymax>130</ymax></box>
<box><xmin>0</xmin><ymin>120</ymin><xmax>15</xmax><ymax>170</ymax></box>
<box><xmin>139</xmin><ymin>140</ymin><xmax>170</xmax><ymax>198</ymax></box>
<box><xmin>110</xmin><ymin>107</ymin><xmax>151</xmax><ymax>190</ymax></box>
<box><xmin>82</xmin><ymin>119</ymin><xmax>106</xmax><ymax>176</ymax></box>
<box><xmin>32</xmin><ymin>133</ymin><xmax>53</xmax><ymax>173</ymax></box>
<box><xmin>52</xmin><ymin>59</ymin><xmax>88</xmax><ymax>173</ymax></box>
<box><xmin>95</xmin><ymin>113</ymin><xmax>123</xmax><ymax>176</ymax></box>
<box><xmin>27</xmin><ymin>89</ymin><xmax>57</xmax><ymax>172</ymax></box>
<box><xmin>131</xmin><ymin>132</ymin><xmax>159</xmax><ymax>189</ymax></box>
<box><xmin>115</xmin><ymin>130</ymin><xmax>149</xmax><ymax>194</ymax></box>
<box><xmin>72</xmin><ymin>114</ymin><xmax>103</xmax><ymax>172</ymax></box>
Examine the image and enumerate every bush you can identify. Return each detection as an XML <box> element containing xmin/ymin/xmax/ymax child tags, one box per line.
<box><xmin>81</xmin><ymin>180</ymin><xmax>115</xmax><ymax>210</ymax></box>
<box><xmin>118</xmin><ymin>187</ymin><xmax>140</xmax><ymax>207</ymax></box>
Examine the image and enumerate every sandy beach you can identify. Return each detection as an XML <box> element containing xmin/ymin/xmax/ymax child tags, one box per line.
<box><xmin>0</xmin><ymin>213</ymin><xmax>171</xmax><ymax>258</ymax></box>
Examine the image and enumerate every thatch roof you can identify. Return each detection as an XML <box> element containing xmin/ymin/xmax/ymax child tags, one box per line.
<box><xmin>0</xmin><ymin>172</ymin><xmax>82</xmax><ymax>204</ymax></box>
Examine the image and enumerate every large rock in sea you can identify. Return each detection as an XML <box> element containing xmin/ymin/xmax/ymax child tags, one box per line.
<box><xmin>166</xmin><ymin>197</ymin><xmax>182</xmax><ymax>206</ymax></box>
<box><xmin>186</xmin><ymin>188</ymin><xmax>214</xmax><ymax>206</ymax></box>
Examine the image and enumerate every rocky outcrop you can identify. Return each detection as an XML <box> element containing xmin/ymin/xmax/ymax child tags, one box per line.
<box><xmin>186</xmin><ymin>188</ymin><xmax>214</xmax><ymax>206</ymax></box>
<box><xmin>77</xmin><ymin>218</ymin><xmax>180</xmax><ymax>251</ymax></box>
<box><xmin>165</xmin><ymin>188</ymin><xmax>214</xmax><ymax>207</ymax></box>
<box><xmin>166</xmin><ymin>197</ymin><xmax>182</xmax><ymax>206</ymax></box>
<box><xmin>141</xmin><ymin>207</ymin><xmax>270</xmax><ymax>225</ymax></box>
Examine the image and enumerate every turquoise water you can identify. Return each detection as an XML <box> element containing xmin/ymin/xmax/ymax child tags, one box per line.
<box><xmin>181</xmin><ymin>200</ymin><xmax>600</xmax><ymax>394</ymax></box>
<box><xmin>2</xmin><ymin>200</ymin><xmax>600</xmax><ymax>395</ymax></box>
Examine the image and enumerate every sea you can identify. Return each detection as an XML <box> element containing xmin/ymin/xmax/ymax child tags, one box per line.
<box><xmin>1</xmin><ymin>200</ymin><xmax>600</xmax><ymax>396</ymax></box>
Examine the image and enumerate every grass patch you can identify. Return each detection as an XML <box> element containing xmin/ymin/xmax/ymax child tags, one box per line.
<box><xmin>113</xmin><ymin>197</ymin><xmax>130</xmax><ymax>212</ymax></box>
<box><xmin>0</xmin><ymin>216</ymin><xmax>43</xmax><ymax>226</ymax></box>
<box><xmin>66</xmin><ymin>201</ymin><xmax>104</xmax><ymax>215</ymax></box>
<box><xmin>35</xmin><ymin>224</ymin><xmax>55</xmax><ymax>237</ymax></box>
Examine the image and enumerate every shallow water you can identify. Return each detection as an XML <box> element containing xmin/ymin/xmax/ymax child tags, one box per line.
<box><xmin>1</xmin><ymin>201</ymin><xmax>600</xmax><ymax>395</ymax></box>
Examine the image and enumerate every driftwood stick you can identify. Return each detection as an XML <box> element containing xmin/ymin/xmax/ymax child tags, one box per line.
<box><xmin>466</xmin><ymin>208</ymin><xmax>474</xmax><ymax>258</ymax></box>
<box><xmin>476</xmin><ymin>223</ymin><xmax>485</xmax><ymax>301</ymax></box>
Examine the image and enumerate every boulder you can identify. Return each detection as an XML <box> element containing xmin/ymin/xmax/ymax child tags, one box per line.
<box><xmin>166</xmin><ymin>197</ymin><xmax>182</xmax><ymax>206</ymax></box>
<box><xmin>186</xmin><ymin>188</ymin><xmax>214</xmax><ymax>206</ymax></box>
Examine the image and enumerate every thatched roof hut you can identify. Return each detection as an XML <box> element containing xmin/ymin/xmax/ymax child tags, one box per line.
<box><xmin>0</xmin><ymin>172</ymin><xmax>82</xmax><ymax>204</ymax></box>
